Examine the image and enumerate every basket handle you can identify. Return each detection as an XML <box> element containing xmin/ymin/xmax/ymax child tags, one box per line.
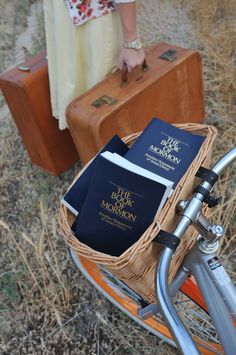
<box><xmin>121</xmin><ymin>59</ymin><xmax>149</xmax><ymax>86</ymax></box>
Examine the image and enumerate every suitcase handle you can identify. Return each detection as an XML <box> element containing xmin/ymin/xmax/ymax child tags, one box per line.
<box><xmin>121</xmin><ymin>59</ymin><xmax>149</xmax><ymax>86</ymax></box>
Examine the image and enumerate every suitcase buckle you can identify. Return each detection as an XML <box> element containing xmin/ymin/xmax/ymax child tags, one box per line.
<box><xmin>159</xmin><ymin>49</ymin><xmax>177</xmax><ymax>62</ymax></box>
<box><xmin>92</xmin><ymin>95</ymin><xmax>117</xmax><ymax>108</ymax></box>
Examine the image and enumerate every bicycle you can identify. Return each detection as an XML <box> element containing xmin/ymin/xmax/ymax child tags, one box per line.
<box><xmin>69</xmin><ymin>146</ymin><xmax>236</xmax><ymax>354</ymax></box>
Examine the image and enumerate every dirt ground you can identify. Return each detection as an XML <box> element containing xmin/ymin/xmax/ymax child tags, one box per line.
<box><xmin>0</xmin><ymin>0</ymin><xmax>235</xmax><ymax>354</ymax></box>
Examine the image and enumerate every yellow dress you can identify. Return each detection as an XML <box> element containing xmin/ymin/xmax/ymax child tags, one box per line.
<box><xmin>43</xmin><ymin>0</ymin><xmax>123</xmax><ymax>129</ymax></box>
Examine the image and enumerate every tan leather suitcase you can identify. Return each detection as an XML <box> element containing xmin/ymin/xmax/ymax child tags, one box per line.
<box><xmin>0</xmin><ymin>52</ymin><xmax>79</xmax><ymax>176</ymax></box>
<box><xmin>67</xmin><ymin>42</ymin><xmax>205</xmax><ymax>165</ymax></box>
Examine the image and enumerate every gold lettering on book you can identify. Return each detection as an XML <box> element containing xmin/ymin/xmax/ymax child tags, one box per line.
<box><xmin>100</xmin><ymin>186</ymin><xmax>137</xmax><ymax>222</ymax></box>
<box><xmin>148</xmin><ymin>137</ymin><xmax>182</xmax><ymax>165</ymax></box>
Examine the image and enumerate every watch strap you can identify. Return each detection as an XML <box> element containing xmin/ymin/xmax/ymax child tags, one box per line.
<box><xmin>124</xmin><ymin>38</ymin><xmax>142</xmax><ymax>50</ymax></box>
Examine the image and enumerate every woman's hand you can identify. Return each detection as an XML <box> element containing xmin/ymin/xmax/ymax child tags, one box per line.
<box><xmin>118</xmin><ymin>47</ymin><xmax>146</xmax><ymax>72</ymax></box>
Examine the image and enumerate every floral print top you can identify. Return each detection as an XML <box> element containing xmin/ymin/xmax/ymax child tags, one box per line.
<box><xmin>65</xmin><ymin>0</ymin><xmax>134</xmax><ymax>26</ymax></box>
<box><xmin>65</xmin><ymin>0</ymin><xmax>115</xmax><ymax>25</ymax></box>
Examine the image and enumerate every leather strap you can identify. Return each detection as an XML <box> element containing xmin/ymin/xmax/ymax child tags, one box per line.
<box><xmin>121</xmin><ymin>59</ymin><xmax>149</xmax><ymax>85</ymax></box>
<box><xmin>195</xmin><ymin>166</ymin><xmax>218</xmax><ymax>186</ymax></box>
<box><xmin>194</xmin><ymin>186</ymin><xmax>222</xmax><ymax>208</ymax></box>
<box><xmin>153</xmin><ymin>230</ymin><xmax>180</xmax><ymax>252</ymax></box>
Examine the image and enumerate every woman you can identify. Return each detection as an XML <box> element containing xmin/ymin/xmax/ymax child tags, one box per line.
<box><xmin>43</xmin><ymin>0</ymin><xmax>145</xmax><ymax>130</ymax></box>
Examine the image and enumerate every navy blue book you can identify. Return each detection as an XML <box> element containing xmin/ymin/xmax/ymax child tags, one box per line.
<box><xmin>125</xmin><ymin>118</ymin><xmax>205</xmax><ymax>188</ymax></box>
<box><xmin>74</xmin><ymin>152</ymin><xmax>173</xmax><ymax>256</ymax></box>
<box><xmin>61</xmin><ymin>135</ymin><xmax>129</xmax><ymax>215</ymax></box>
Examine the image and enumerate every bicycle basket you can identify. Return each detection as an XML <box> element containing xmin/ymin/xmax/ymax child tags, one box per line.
<box><xmin>59</xmin><ymin>123</ymin><xmax>217</xmax><ymax>303</ymax></box>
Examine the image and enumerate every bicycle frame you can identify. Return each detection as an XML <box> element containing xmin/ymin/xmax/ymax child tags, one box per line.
<box><xmin>156</xmin><ymin>147</ymin><xmax>236</xmax><ymax>354</ymax></box>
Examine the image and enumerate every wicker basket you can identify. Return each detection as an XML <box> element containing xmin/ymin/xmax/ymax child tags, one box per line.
<box><xmin>59</xmin><ymin>123</ymin><xmax>217</xmax><ymax>303</ymax></box>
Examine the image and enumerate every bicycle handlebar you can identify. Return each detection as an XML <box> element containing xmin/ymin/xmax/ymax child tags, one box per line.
<box><xmin>211</xmin><ymin>147</ymin><xmax>236</xmax><ymax>176</ymax></box>
<box><xmin>156</xmin><ymin>146</ymin><xmax>236</xmax><ymax>354</ymax></box>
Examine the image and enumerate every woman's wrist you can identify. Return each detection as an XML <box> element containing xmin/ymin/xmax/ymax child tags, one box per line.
<box><xmin>116</xmin><ymin>3</ymin><xmax>138</xmax><ymax>43</ymax></box>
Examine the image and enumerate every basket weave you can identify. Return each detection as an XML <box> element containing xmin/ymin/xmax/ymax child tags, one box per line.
<box><xmin>59</xmin><ymin>123</ymin><xmax>217</xmax><ymax>303</ymax></box>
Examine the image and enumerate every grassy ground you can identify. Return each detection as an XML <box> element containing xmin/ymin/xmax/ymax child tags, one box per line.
<box><xmin>0</xmin><ymin>0</ymin><xmax>235</xmax><ymax>354</ymax></box>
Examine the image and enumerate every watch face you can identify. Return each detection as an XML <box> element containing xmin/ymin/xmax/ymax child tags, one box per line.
<box><xmin>134</xmin><ymin>39</ymin><xmax>142</xmax><ymax>49</ymax></box>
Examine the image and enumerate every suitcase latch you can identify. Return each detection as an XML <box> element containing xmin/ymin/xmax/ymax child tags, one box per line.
<box><xmin>92</xmin><ymin>95</ymin><xmax>117</xmax><ymax>108</ymax></box>
<box><xmin>18</xmin><ymin>65</ymin><xmax>30</xmax><ymax>72</ymax></box>
<box><xmin>159</xmin><ymin>49</ymin><xmax>177</xmax><ymax>62</ymax></box>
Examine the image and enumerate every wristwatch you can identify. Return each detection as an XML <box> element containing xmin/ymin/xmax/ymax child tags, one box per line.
<box><xmin>124</xmin><ymin>38</ymin><xmax>142</xmax><ymax>50</ymax></box>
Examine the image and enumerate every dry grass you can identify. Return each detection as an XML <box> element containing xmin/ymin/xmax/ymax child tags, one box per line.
<box><xmin>189</xmin><ymin>0</ymin><xmax>236</xmax><ymax>127</ymax></box>
<box><xmin>0</xmin><ymin>0</ymin><xmax>235</xmax><ymax>354</ymax></box>
<box><xmin>0</xmin><ymin>207</ymin><xmax>175</xmax><ymax>355</ymax></box>
<box><xmin>187</xmin><ymin>0</ymin><xmax>236</xmax><ymax>265</ymax></box>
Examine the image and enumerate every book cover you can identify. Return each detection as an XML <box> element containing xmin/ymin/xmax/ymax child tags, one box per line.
<box><xmin>61</xmin><ymin>135</ymin><xmax>129</xmax><ymax>215</ymax></box>
<box><xmin>125</xmin><ymin>118</ymin><xmax>205</xmax><ymax>188</ymax></box>
<box><xmin>74</xmin><ymin>153</ymin><xmax>173</xmax><ymax>256</ymax></box>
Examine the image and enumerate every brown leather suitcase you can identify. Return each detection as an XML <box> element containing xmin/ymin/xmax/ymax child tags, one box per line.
<box><xmin>0</xmin><ymin>52</ymin><xmax>79</xmax><ymax>176</ymax></box>
<box><xmin>67</xmin><ymin>42</ymin><xmax>205</xmax><ymax>165</ymax></box>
